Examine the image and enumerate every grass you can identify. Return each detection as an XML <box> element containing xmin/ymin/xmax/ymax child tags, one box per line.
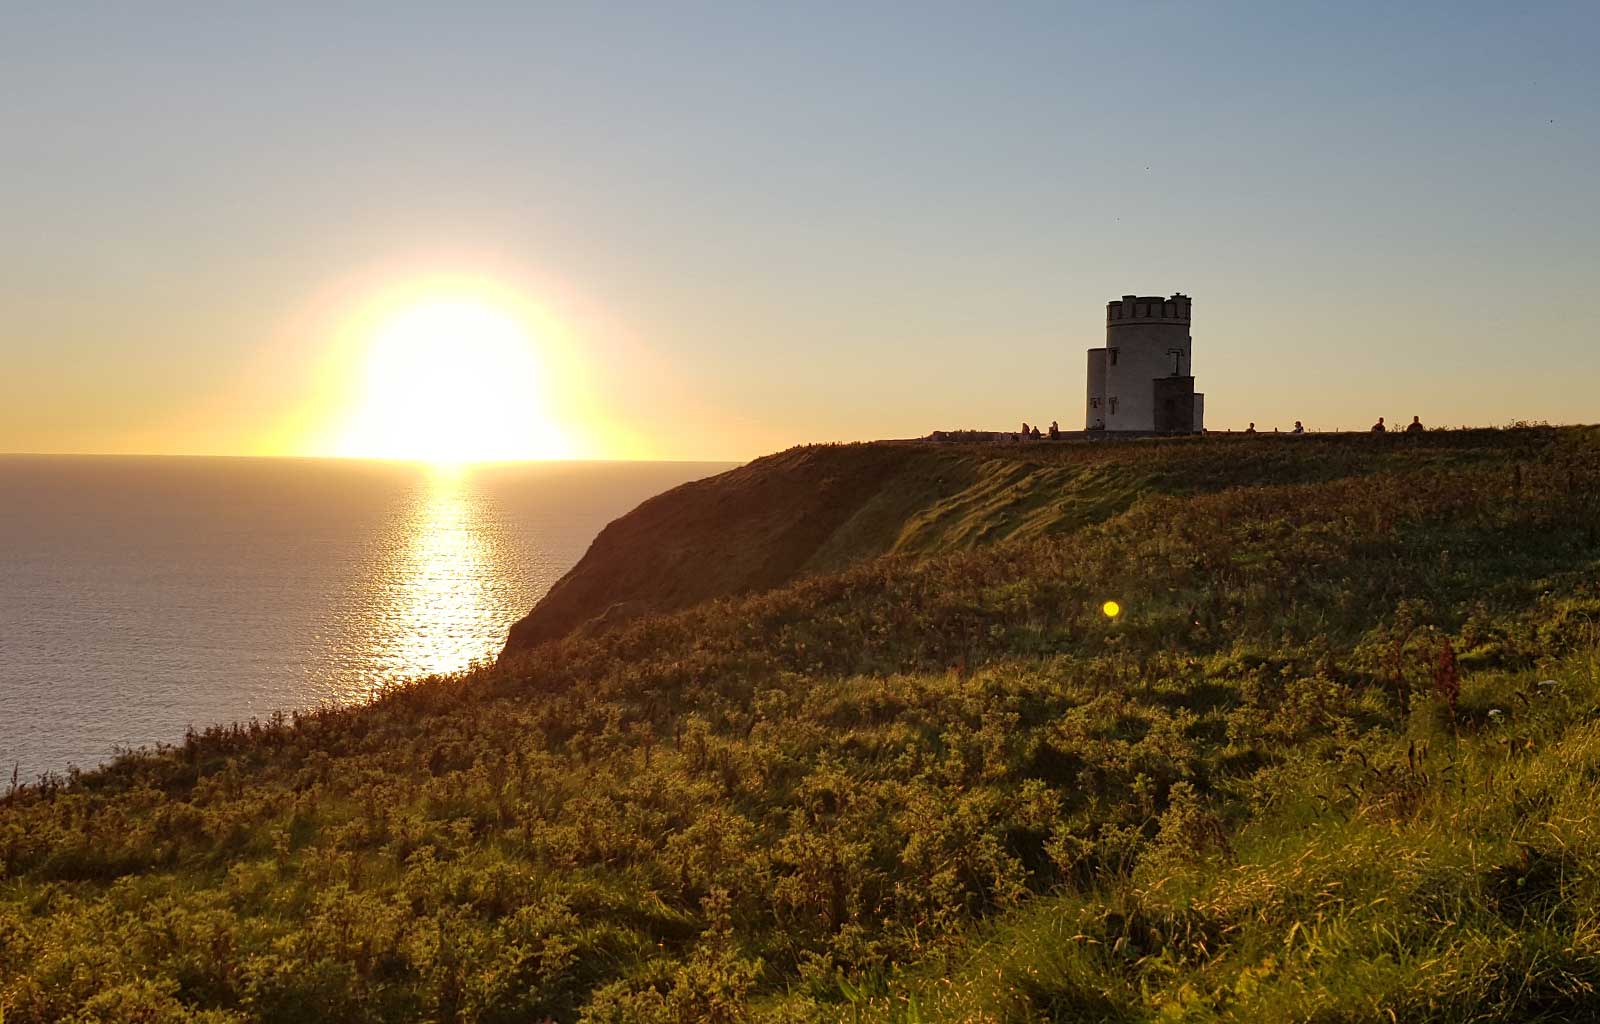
<box><xmin>2</xmin><ymin>425</ymin><xmax>1599</xmax><ymax>1023</ymax></box>
<box><xmin>505</xmin><ymin>428</ymin><xmax>1557</xmax><ymax>651</ymax></box>
<box><xmin>830</xmin><ymin>654</ymin><xmax>1600</xmax><ymax>1023</ymax></box>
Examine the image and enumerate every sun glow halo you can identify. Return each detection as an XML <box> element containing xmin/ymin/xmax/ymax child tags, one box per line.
<box><xmin>338</xmin><ymin>299</ymin><xmax>570</xmax><ymax>464</ymax></box>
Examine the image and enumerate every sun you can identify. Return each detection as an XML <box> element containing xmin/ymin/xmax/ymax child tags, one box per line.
<box><xmin>336</xmin><ymin>299</ymin><xmax>571</xmax><ymax>463</ymax></box>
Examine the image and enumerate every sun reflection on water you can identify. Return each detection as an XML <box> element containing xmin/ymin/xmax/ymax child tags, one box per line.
<box><xmin>350</xmin><ymin>465</ymin><xmax>508</xmax><ymax>698</ymax></box>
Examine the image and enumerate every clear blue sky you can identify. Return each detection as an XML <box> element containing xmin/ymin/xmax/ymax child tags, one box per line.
<box><xmin>3</xmin><ymin>2</ymin><xmax>1596</xmax><ymax>458</ymax></box>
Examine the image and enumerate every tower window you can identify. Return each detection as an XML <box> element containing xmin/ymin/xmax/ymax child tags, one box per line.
<box><xmin>1109</xmin><ymin>397</ymin><xmax>1119</xmax><ymax>414</ymax></box>
<box><xmin>1109</xmin><ymin>348</ymin><xmax>1119</xmax><ymax>366</ymax></box>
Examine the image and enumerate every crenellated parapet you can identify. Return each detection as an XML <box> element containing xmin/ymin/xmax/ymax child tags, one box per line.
<box><xmin>1106</xmin><ymin>293</ymin><xmax>1191</xmax><ymax>326</ymax></box>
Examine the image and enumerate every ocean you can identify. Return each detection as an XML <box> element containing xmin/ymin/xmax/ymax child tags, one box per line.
<box><xmin>0</xmin><ymin>456</ymin><xmax>733</xmax><ymax>780</ymax></box>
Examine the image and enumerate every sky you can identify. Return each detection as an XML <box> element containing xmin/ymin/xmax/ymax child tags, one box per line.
<box><xmin>2</xmin><ymin>2</ymin><xmax>1597</xmax><ymax>461</ymax></box>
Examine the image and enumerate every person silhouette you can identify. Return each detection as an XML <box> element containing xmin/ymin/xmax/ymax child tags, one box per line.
<box><xmin>1245</xmin><ymin>422</ymin><xmax>1257</xmax><ymax>434</ymax></box>
<box><xmin>1292</xmin><ymin>420</ymin><xmax>1306</xmax><ymax>434</ymax></box>
<box><xmin>1048</xmin><ymin>420</ymin><xmax>1060</xmax><ymax>439</ymax></box>
<box><xmin>1371</xmin><ymin>417</ymin><xmax>1387</xmax><ymax>433</ymax></box>
<box><xmin>1405</xmin><ymin>415</ymin><xmax>1425</xmax><ymax>433</ymax></box>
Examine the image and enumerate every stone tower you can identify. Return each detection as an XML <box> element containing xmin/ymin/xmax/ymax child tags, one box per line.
<box><xmin>1085</xmin><ymin>293</ymin><xmax>1204</xmax><ymax>433</ymax></box>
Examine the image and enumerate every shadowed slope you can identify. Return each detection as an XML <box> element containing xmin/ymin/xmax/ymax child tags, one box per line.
<box><xmin>501</xmin><ymin>444</ymin><xmax>970</xmax><ymax>653</ymax></box>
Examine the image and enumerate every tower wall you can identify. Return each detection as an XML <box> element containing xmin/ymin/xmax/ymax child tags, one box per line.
<box><xmin>1152</xmin><ymin>376</ymin><xmax>1197</xmax><ymax>433</ymax></box>
<box><xmin>1085</xmin><ymin>348</ymin><xmax>1107</xmax><ymax>429</ymax></box>
<box><xmin>1102</xmin><ymin>294</ymin><xmax>1192</xmax><ymax>432</ymax></box>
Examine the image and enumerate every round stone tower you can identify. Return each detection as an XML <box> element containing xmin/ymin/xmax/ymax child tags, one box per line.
<box><xmin>1085</xmin><ymin>293</ymin><xmax>1200</xmax><ymax>432</ymax></box>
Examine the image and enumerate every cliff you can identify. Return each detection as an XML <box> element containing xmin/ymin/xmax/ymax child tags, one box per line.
<box><xmin>500</xmin><ymin>431</ymin><xmax>1527</xmax><ymax>657</ymax></box>
<box><xmin>502</xmin><ymin>443</ymin><xmax>951</xmax><ymax>654</ymax></box>
<box><xmin>500</xmin><ymin>440</ymin><xmax>1157</xmax><ymax>656</ymax></box>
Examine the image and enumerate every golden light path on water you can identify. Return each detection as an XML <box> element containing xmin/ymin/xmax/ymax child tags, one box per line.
<box><xmin>384</xmin><ymin>466</ymin><xmax>497</xmax><ymax>679</ymax></box>
<box><xmin>295</xmin><ymin>459</ymin><xmax>736</xmax><ymax>712</ymax></box>
<box><xmin>332</xmin><ymin>464</ymin><xmax>517</xmax><ymax>703</ymax></box>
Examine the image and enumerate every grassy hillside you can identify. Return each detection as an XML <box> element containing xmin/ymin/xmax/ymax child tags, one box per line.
<box><xmin>5</xmin><ymin>427</ymin><xmax>1600</xmax><ymax>1023</ymax></box>
<box><xmin>504</xmin><ymin>431</ymin><xmax>1537</xmax><ymax>653</ymax></box>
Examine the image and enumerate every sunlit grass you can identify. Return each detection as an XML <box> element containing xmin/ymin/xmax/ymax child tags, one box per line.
<box><xmin>2</xmin><ymin>426</ymin><xmax>1598</xmax><ymax>1022</ymax></box>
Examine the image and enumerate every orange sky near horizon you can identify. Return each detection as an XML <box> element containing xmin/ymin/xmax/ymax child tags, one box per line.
<box><xmin>3</xmin><ymin>6</ymin><xmax>1597</xmax><ymax>462</ymax></box>
<box><xmin>3</xmin><ymin>262</ymin><xmax>814</xmax><ymax>464</ymax></box>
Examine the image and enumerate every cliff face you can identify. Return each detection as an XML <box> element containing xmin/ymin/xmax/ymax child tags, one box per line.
<box><xmin>501</xmin><ymin>444</ymin><xmax>963</xmax><ymax>655</ymax></box>
<box><xmin>500</xmin><ymin>438</ymin><xmax>1203</xmax><ymax>657</ymax></box>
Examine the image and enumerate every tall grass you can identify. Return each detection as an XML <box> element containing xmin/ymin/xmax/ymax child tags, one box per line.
<box><xmin>1</xmin><ymin>426</ymin><xmax>1598</xmax><ymax>1023</ymax></box>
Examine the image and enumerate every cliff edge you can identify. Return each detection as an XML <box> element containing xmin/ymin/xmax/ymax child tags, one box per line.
<box><xmin>500</xmin><ymin>437</ymin><xmax>1226</xmax><ymax>658</ymax></box>
<box><xmin>499</xmin><ymin>430</ymin><xmax>1533</xmax><ymax>659</ymax></box>
<box><xmin>501</xmin><ymin>443</ymin><xmax>964</xmax><ymax>655</ymax></box>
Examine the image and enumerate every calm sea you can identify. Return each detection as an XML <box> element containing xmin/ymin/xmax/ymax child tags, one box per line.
<box><xmin>0</xmin><ymin>456</ymin><xmax>733</xmax><ymax>780</ymax></box>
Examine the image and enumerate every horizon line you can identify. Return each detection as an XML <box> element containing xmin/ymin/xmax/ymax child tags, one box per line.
<box><xmin>0</xmin><ymin>451</ymin><xmax>747</xmax><ymax>465</ymax></box>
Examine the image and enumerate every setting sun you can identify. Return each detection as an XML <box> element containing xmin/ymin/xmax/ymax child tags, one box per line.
<box><xmin>336</xmin><ymin>298</ymin><xmax>571</xmax><ymax>463</ymax></box>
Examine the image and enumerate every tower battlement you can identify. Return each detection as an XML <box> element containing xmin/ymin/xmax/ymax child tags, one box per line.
<box><xmin>1107</xmin><ymin>293</ymin><xmax>1191</xmax><ymax>326</ymax></box>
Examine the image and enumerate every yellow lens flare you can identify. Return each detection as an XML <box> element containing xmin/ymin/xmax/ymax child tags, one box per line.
<box><xmin>1102</xmin><ymin>600</ymin><xmax>1122</xmax><ymax>619</ymax></box>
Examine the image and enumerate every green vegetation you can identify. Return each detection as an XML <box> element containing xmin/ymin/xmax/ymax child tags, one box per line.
<box><xmin>5</xmin><ymin>427</ymin><xmax>1600</xmax><ymax>1022</ymax></box>
<box><xmin>505</xmin><ymin>429</ymin><xmax>1556</xmax><ymax>651</ymax></box>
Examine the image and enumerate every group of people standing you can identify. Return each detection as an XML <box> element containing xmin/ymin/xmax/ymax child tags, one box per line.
<box><xmin>1017</xmin><ymin>421</ymin><xmax>1061</xmax><ymax>441</ymax></box>
<box><xmin>1241</xmin><ymin>416</ymin><xmax>1427</xmax><ymax>435</ymax></box>
<box><xmin>1007</xmin><ymin>417</ymin><xmax>1431</xmax><ymax>440</ymax></box>
<box><xmin>1371</xmin><ymin>415</ymin><xmax>1427</xmax><ymax>434</ymax></box>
